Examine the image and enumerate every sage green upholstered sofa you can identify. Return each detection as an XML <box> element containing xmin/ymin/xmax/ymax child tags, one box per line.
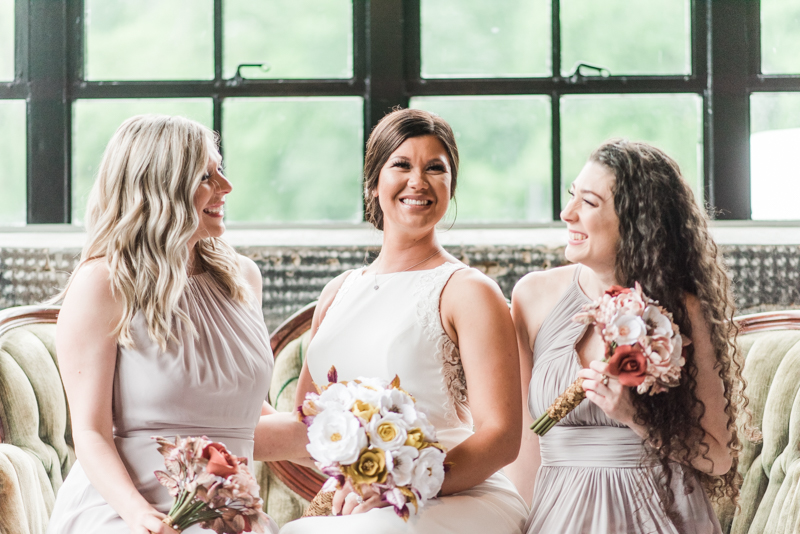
<box><xmin>2</xmin><ymin>304</ymin><xmax>800</xmax><ymax>533</ymax></box>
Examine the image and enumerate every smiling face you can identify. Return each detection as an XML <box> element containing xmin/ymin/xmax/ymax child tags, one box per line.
<box><xmin>189</xmin><ymin>148</ymin><xmax>232</xmax><ymax>248</ymax></box>
<box><xmin>374</xmin><ymin>135</ymin><xmax>452</xmax><ymax>234</ymax></box>
<box><xmin>560</xmin><ymin>161</ymin><xmax>620</xmax><ymax>273</ymax></box>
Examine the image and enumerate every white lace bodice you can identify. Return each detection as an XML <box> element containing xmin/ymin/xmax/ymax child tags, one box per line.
<box><xmin>306</xmin><ymin>262</ymin><xmax>472</xmax><ymax>448</ymax></box>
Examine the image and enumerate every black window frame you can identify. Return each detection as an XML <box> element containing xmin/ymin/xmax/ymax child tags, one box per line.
<box><xmin>1</xmin><ymin>0</ymin><xmax>799</xmax><ymax>224</ymax></box>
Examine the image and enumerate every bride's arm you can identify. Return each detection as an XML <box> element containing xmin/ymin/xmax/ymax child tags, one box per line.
<box><xmin>254</xmin><ymin>269</ymin><xmax>349</xmax><ymax>462</ymax></box>
<box><xmin>504</xmin><ymin>274</ymin><xmax>543</xmax><ymax>505</ymax></box>
<box><xmin>57</xmin><ymin>262</ymin><xmax>177</xmax><ymax>534</ymax></box>
<box><xmin>437</xmin><ymin>269</ymin><xmax>522</xmax><ymax>495</ymax></box>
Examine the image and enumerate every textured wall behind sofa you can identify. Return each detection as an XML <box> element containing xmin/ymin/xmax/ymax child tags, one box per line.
<box><xmin>1</xmin><ymin>245</ymin><xmax>799</xmax><ymax>331</ymax></box>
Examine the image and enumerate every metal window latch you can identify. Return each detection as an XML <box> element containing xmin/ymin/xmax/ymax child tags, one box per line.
<box><xmin>231</xmin><ymin>63</ymin><xmax>272</xmax><ymax>84</ymax></box>
<box><xmin>566</xmin><ymin>62</ymin><xmax>611</xmax><ymax>83</ymax></box>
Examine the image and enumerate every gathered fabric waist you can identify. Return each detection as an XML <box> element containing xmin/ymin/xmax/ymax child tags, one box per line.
<box><xmin>114</xmin><ymin>426</ymin><xmax>254</xmax><ymax>441</ymax></box>
<box><xmin>539</xmin><ymin>425</ymin><xmax>651</xmax><ymax>468</ymax></box>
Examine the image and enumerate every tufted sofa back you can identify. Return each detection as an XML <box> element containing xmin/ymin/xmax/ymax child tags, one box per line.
<box><xmin>722</xmin><ymin>312</ymin><xmax>800</xmax><ymax>534</ymax></box>
<box><xmin>0</xmin><ymin>308</ymin><xmax>73</xmax><ymax>534</ymax></box>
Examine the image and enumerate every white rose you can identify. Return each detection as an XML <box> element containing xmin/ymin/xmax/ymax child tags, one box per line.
<box><xmin>610</xmin><ymin>313</ymin><xmax>646</xmax><ymax>345</ymax></box>
<box><xmin>306</xmin><ymin>409</ymin><xmax>367</xmax><ymax>465</ymax></box>
<box><xmin>380</xmin><ymin>389</ymin><xmax>419</xmax><ymax>425</ymax></box>
<box><xmin>368</xmin><ymin>413</ymin><xmax>409</xmax><ymax>452</ymax></box>
<box><xmin>348</xmin><ymin>380</ymin><xmax>384</xmax><ymax>406</ymax></box>
<box><xmin>643</xmin><ymin>306</ymin><xmax>673</xmax><ymax>338</ymax></box>
<box><xmin>411</xmin><ymin>447</ymin><xmax>446</xmax><ymax>502</ymax></box>
<box><xmin>317</xmin><ymin>383</ymin><xmax>355</xmax><ymax>411</ymax></box>
<box><xmin>390</xmin><ymin>446</ymin><xmax>420</xmax><ymax>486</ymax></box>
<box><xmin>412</xmin><ymin>411</ymin><xmax>437</xmax><ymax>442</ymax></box>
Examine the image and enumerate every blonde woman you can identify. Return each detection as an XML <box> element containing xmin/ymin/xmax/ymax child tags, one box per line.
<box><xmin>47</xmin><ymin>115</ymin><xmax>298</xmax><ymax>534</ymax></box>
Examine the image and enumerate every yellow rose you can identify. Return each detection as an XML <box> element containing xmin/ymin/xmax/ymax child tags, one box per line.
<box><xmin>345</xmin><ymin>447</ymin><xmax>388</xmax><ymax>485</ymax></box>
<box><xmin>405</xmin><ymin>428</ymin><xmax>425</xmax><ymax>450</ymax></box>
<box><xmin>352</xmin><ymin>400</ymin><xmax>380</xmax><ymax>422</ymax></box>
<box><xmin>377</xmin><ymin>421</ymin><xmax>398</xmax><ymax>442</ymax></box>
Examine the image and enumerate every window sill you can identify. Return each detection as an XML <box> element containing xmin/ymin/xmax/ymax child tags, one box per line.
<box><xmin>0</xmin><ymin>221</ymin><xmax>799</xmax><ymax>249</ymax></box>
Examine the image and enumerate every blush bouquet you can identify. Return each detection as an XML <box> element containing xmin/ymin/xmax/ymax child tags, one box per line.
<box><xmin>153</xmin><ymin>435</ymin><xmax>272</xmax><ymax>533</ymax></box>
<box><xmin>298</xmin><ymin>367</ymin><xmax>447</xmax><ymax>521</ymax></box>
<box><xmin>531</xmin><ymin>283</ymin><xmax>687</xmax><ymax>436</ymax></box>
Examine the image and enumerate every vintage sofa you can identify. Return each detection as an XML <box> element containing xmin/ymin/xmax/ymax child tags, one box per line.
<box><xmin>1</xmin><ymin>304</ymin><xmax>800</xmax><ymax>533</ymax></box>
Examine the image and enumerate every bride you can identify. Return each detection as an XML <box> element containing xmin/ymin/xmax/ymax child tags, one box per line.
<box><xmin>281</xmin><ymin>108</ymin><xmax>528</xmax><ymax>534</ymax></box>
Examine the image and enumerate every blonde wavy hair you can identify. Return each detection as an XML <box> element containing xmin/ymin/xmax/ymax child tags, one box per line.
<box><xmin>62</xmin><ymin>114</ymin><xmax>252</xmax><ymax>350</ymax></box>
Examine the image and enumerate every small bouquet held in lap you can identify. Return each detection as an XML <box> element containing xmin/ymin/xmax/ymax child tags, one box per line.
<box><xmin>298</xmin><ymin>367</ymin><xmax>447</xmax><ymax>521</ymax></box>
<box><xmin>531</xmin><ymin>283</ymin><xmax>687</xmax><ymax>436</ymax></box>
<box><xmin>153</xmin><ymin>435</ymin><xmax>271</xmax><ymax>533</ymax></box>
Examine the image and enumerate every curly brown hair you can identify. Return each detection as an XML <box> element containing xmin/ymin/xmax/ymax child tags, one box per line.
<box><xmin>589</xmin><ymin>139</ymin><xmax>752</xmax><ymax>509</ymax></box>
<box><xmin>363</xmin><ymin>108</ymin><xmax>459</xmax><ymax>230</ymax></box>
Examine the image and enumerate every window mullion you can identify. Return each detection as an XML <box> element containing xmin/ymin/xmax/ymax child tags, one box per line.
<box><xmin>364</xmin><ymin>0</ymin><xmax>408</xmax><ymax>136</ymax></box>
<box><xmin>27</xmin><ymin>0</ymin><xmax>70</xmax><ymax>224</ymax></box>
<box><xmin>708</xmin><ymin>0</ymin><xmax>752</xmax><ymax>219</ymax></box>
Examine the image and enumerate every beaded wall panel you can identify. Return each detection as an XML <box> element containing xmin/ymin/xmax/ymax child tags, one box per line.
<box><xmin>1</xmin><ymin>245</ymin><xmax>798</xmax><ymax>331</ymax></box>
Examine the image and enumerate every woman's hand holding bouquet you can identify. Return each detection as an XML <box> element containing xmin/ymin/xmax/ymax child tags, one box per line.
<box><xmin>298</xmin><ymin>367</ymin><xmax>447</xmax><ymax>520</ymax></box>
<box><xmin>531</xmin><ymin>283</ymin><xmax>688</xmax><ymax>435</ymax></box>
<box><xmin>153</xmin><ymin>436</ymin><xmax>271</xmax><ymax>533</ymax></box>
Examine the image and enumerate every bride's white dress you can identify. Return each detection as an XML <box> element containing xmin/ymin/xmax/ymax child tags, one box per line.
<box><xmin>280</xmin><ymin>262</ymin><xmax>528</xmax><ymax>534</ymax></box>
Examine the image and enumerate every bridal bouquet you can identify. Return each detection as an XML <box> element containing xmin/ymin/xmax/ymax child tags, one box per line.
<box><xmin>153</xmin><ymin>435</ymin><xmax>271</xmax><ymax>533</ymax></box>
<box><xmin>298</xmin><ymin>367</ymin><xmax>447</xmax><ymax>521</ymax></box>
<box><xmin>531</xmin><ymin>283</ymin><xmax>687</xmax><ymax>436</ymax></box>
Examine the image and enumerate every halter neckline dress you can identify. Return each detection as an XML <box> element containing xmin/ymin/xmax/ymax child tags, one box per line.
<box><xmin>281</xmin><ymin>262</ymin><xmax>529</xmax><ymax>534</ymax></box>
<box><xmin>525</xmin><ymin>265</ymin><xmax>722</xmax><ymax>534</ymax></box>
<box><xmin>47</xmin><ymin>272</ymin><xmax>278</xmax><ymax>534</ymax></box>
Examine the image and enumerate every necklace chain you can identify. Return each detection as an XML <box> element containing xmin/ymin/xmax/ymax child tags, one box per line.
<box><xmin>372</xmin><ymin>249</ymin><xmax>442</xmax><ymax>291</ymax></box>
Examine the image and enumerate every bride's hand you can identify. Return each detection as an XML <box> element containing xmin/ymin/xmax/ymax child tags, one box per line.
<box><xmin>331</xmin><ymin>481</ymin><xmax>387</xmax><ymax>516</ymax></box>
<box><xmin>578</xmin><ymin>360</ymin><xmax>637</xmax><ymax>427</ymax></box>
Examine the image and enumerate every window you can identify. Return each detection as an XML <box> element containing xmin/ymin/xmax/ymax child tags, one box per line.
<box><xmin>5</xmin><ymin>0</ymin><xmax>800</xmax><ymax>225</ymax></box>
<box><xmin>749</xmin><ymin>0</ymin><xmax>800</xmax><ymax>220</ymax></box>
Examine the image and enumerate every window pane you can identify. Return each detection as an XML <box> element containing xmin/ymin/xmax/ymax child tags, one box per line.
<box><xmin>561</xmin><ymin>94</ymin><xmax>702</xmax><ymax>205</ymax></box>
<box><xmin>224</xmin><ymin>0</ymin><xmax>352</xmax><ymax>79</ymax></box>
<box><xmin>85</xmin><ymin>0</ymin><xmax>213</xmax><ymax>80</ymax></box>
<box><xmin>761</xmin><ymin>0</ymin><xmax>800</xmax><ymax>74</ymax></box>
<box><xmin>561</xmin><ymin>0</ymin><xmax>690</xmax><ymax>76</ymax></box>
<box><xmin>72</xmin><ymin>99</ymin><xmax>213</xmax><ymax>224</ymax></box>
<box><xmin>411</xmin><ymin>96</ymin><xmax>552</xmax><ymax>222</ymax></box>
<box><xmin>0</xmin><ymin>100</ymin><xmax>26</xmax><ymax>225</ymax></box>
<box><xmin>750</xmin><ymin>93</ymin><xmax>800</xmax><ymax>220</ymax></box>
<box><xmin>421</xmin><ymin>0</ymin><xmax>550</xmax><ymax>78</ymax></box>
<box><xmin>0</xmin><ymin>0</ymin><xmax>13</xmax><ymax>81</ymax></box>
<box><xmin>222</xmin><ymin>97</ymin><xmax>363</xmax><ymax>223</ymax></box>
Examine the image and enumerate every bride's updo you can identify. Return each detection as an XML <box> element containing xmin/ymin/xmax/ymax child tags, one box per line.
<box><xmin>363</xmin><ymin>108</ymin><xmax>459</xmax><ymax>230</ymax></box>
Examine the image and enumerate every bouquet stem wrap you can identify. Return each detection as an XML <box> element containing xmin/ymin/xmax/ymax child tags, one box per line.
<box><xmin>530</xmin><ymin>377</ymin><xmax>586</xmax><ymax>436</ymax></box>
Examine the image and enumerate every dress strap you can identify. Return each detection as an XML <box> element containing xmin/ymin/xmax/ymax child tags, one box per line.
<box><xmin>323</xmin><ymin>267</ymin><xmax>364</xmax><ymax>319</ymax></box>
<box><xmin>572</xmin><ymin>263</ymin><xmax>582</xmax><ymax>282</ymax></box>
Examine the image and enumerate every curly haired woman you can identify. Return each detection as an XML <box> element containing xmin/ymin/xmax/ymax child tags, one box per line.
<box><xmin>505</xmin><ymin>139</ymin><xmax>749</xmax><ymax>533</ymax></box>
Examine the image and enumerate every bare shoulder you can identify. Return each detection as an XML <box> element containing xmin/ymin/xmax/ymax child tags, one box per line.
<box><xmin>511</xmin><ymin>264</ymin><xmax>578</xmax><ymax>342</ymax></box>
<box><xmin>312</xmin><ymin>269</ymin><xmax>357</xmax><ymax>331</ymax></box>
<box><xmin>59</xmin><ymin>258</ymin><xmax>122</xmax><ymax>332</ymax></box>
<box><xmin>237</xmin><ymin>254</ymin><xmax>263</xmax><ymax>294</ymax></box>
<box><xmin>512</xmin><ymin>264</ymin><xmax>577</xmax><ymax>308</ymax></box>
<box><xmin>445</xmin><ymin>266</ymin><xmax>506</xmax><ymax>305</ymax></box>
<box><xmin>64</xmin><ymin>259</ymin><xmax>115</xmax><ymax>305</ymax></box>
